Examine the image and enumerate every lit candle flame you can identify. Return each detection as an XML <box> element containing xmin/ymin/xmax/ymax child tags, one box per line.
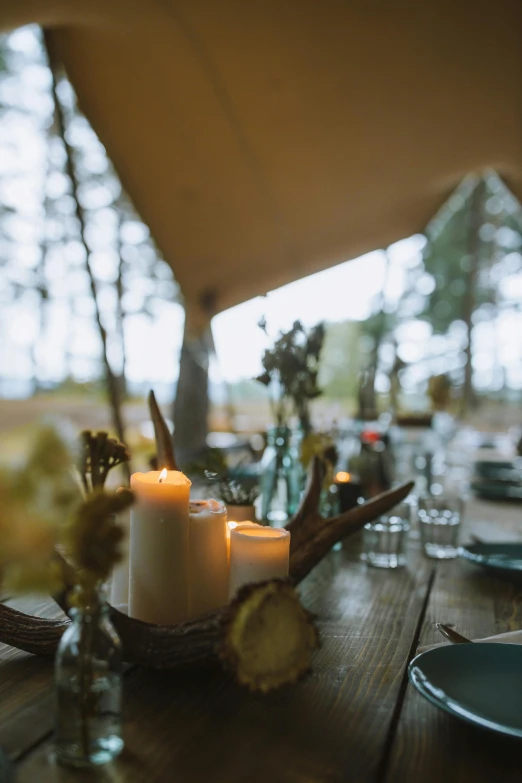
<box><xmin>336</xmin><ymin>471</ymin><xmax>351</xmax><ymax>483</ymax></box>
<box><xmin>158</xmin><ymin>468</ymin><xmax>168</xmax><ymax>483</ymax></box>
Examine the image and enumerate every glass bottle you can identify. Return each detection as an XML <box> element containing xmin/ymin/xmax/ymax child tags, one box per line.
<box><xmin>260</xmin><ymin>426</ymin><xmax>303</xmax><ymax>523</ymax></box>
<box><xmin>356</xmin><ymin>430</ymin><xmax>393</xmax><ymax>499</ymax></box>
<box><xmin>55</xmin><ymin>588</ymin><xmax>123</xmax><ymax>767</ymax></box>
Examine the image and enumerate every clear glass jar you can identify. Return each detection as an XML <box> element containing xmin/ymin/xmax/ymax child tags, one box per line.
<box><xmin>362</xmin><ymin>502</ymin><xmax>410</xmax><ymax>568</ymax></box>
<box><xmin>55</xmin><ymin>591</ymin><xmax>124</xmax><ymax>767</ymax></box>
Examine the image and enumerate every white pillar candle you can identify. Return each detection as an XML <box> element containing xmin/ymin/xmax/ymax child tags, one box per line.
<box><xmin>110</xmin><ymin>504</ymin><xmax>130</xmax><ymax>609</ymax></box>
<box><xmin>226</xmin><ymin>520</ymin><xmax>262</xmax><ymax>561</ymax></box>
<box><xmin>129</xmin><ymin>469</ymin><xmax>191</xmax><ymax>625</ymax></box>
<box><xmin>228</xmin><ymin>527</ymin><xmax>290</xmax><ymax>600</ymax></box>
<box><xmin>188</xmin><ymin>499</ymin><xmax>228</xmax><ymax>618</ymax></box>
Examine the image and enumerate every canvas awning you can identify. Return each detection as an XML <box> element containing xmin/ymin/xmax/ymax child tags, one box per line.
<box><xmin>2</xmin><ymin>1</ymin><xmax>522</xmax><ymax>323</ymax></box>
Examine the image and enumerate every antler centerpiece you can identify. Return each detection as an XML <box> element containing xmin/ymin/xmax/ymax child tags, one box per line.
<box><xmin>0</xmin><ymin>395</ymin><xmax>413</xmax><ymax>689</ymax></box>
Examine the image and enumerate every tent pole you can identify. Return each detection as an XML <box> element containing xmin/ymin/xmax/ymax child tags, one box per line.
<box><xmin>173</xmin><ymin>305</ymin><xmax>212</xmax><ymax>465</ymax></box>
<box><xmin>461</xmin><ymin>177</ymin><xmax>484</xmax><ymax>417</ymax></box>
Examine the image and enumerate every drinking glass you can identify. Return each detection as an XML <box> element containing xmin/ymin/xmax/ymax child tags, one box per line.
<box><xmin>394</xmin><ymin>443</ymin><xmax>432</xmax><ymax>502</ymax></box>
<box><xmin>418</xmin><ymin>495</ymin><xmax>462</xmax><ymax>559</ymax></box>
<box><xmin>362</xmin><ymin>502</ymin><xmax>410</xmax><ymax>568</ymax></box>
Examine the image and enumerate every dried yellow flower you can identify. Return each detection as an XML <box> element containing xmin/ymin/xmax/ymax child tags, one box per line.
<box><xmin>78</xmin><ymin>431</ymin><xmax>131</xmax><ymax>492</ymax></box>
<box><xmin>65</xmin><ymin>489</ymin><xmax>134</xmax><ymax>584</ymax></box>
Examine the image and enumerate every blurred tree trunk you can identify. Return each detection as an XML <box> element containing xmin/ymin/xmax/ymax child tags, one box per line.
<box><xmin>44</xmin><ymin>33</ymin><xmax>130</xmax><ymax>476</ymax></box>
<box><xmin>358</xmin><ymin>247</ymin><xmax>391</xmax><ymax>419</ymax></box>
<box><xmin>173</xmin><ymin>307</ymin><xmax>212</xmax><ymax>465</ymax></box>
<box><xmin>32</xmin><ymin>188</ymin><xmax>50</xmax><ymax>392</ymax></box>
<box><xmin>461</xmin><ymin>178</ymin><xmax>485</xmax><ymax>416</ymax></box>
<box><xmin>115</xmin><ymin>205</ymin><xmax>127</xmax><ymax>399</ymax></box>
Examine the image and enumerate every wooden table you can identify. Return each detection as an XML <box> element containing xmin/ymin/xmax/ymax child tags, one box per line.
<box><xmin>1</xmin><ymin>498</ymin><xmax>521</xmax><ymax>782</ymax></box>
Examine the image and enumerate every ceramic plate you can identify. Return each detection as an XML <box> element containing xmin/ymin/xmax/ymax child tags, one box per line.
<box><xmin>460</xmin><ymin>543</ymin><xmax>522</xmax><ymax>571</ymax></box>
<box><xmin>409</xmin><ymin>643</ymin><xmax>522</xmax><ymax>738</ymax></box>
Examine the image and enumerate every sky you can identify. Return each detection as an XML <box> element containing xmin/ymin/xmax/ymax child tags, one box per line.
<box><xmin>123</xmin><ymin>250</ymin><xmax>389</xmax><ymax>386</ymax></box>
<box><xmin>211</xmin><ymin>237</ymin><xmax>423</xmax><ymax>382</ymax></box>
<box><xmin>125</xmin><ymin>235</ymin><xmax>424</xmax><ymax>387</ymax></box>
<box><xmin>211</xmin><ymin>253</ymin><xmax>386</xmax><ymax>383</ymax></box>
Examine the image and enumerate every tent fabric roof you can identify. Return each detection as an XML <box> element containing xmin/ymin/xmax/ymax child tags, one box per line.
<box><xmin>3</xmin><ymin>1</ymin><xmax>522</xmax><ymax>320</ymax></box>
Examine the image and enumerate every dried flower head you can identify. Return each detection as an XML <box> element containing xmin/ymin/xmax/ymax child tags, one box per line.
<box><xmin>66</xmin><ymin>488</ymin><xmax>134</xmax><ymax>587</ymax></box>
<box><xmin>78</xmin><ymin>431</ymin><xmax>131</xmax><ymax>492</ymax></box>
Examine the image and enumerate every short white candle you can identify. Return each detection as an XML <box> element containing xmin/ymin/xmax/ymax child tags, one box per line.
<box><xmin>226</xmin><ymin>520</ymin><xmax>262</xmax><ymax>561</ymax></box>
<box><xmin>188</xmin><ymin>499</ymin><xmax>228</xmax><ymax>618</ymax></box>
<box><xmin>129</xmin><ymin>469</ymin><xmax>191</xmax><ymax>625</ymax></box>
<box><xmin>228</xmin><ymin>526</ymin><xmax>290</xmax><ymax>599</ymax></box>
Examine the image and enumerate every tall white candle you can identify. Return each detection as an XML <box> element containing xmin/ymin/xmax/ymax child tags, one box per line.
<box><xmin>110</xmin><ymin>504</ymin><xmax>130</xmax><ymax>608</ymax></box>
<box><xmin>188</xmin><ymin>499</ymin><xmax>228</xmax><ymax>618</ymax></box>
<box><xmin>129</xmin><ymin>469</ymin><xmax>191</xmax><ymax>625</ymax></box>
<box><xmin>228</xmin><ymin>527</ymin><xmax>290</xmax><ymax>600</ymax></box>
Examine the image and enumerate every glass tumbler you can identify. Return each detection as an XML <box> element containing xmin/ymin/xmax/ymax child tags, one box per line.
<box><xmin>362</xmin><ymin>502</ymin><xmax>410</xmax><ymax>568</ymax></box>
<box><xmin>418</xmin><ymin>495</ymin><xmax>462</xmax><ymax>559</ymax></box>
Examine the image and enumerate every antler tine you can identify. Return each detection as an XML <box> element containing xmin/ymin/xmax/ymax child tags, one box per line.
<box><xmin>289</xmin><ymin>480</ymin><xmax>414</xmax><ymax>584</ymax></box>
<box><xmin>0</xmin><ymin>603</ymin><xmax>69</xmax><ymax>657</ymax></box>
<box><xmin>148</xmin><ymin>390</ymin><xmax>178</xmax><ymax>471</ymax></box>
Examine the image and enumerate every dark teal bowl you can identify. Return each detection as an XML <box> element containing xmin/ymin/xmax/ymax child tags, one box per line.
<box><xmin>460</xmin><ymin>543</ymin><xmax>522</xmax><ymax>571</ymax></box>
<box><xmin>471</xmin><ymin>481</ymin><xmax>522</xmax><ymax>501</ymax></box>
<box><xmin>409</xmin><ymin>643</ymin><xmax>522</xmax><ymax>738</ymax></box>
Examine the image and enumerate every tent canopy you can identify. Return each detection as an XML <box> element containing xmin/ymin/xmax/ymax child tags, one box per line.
<box><xmin>3</xmin><ymin>1</ymin><xmax>522</xmax><ymax>322</ymax></box>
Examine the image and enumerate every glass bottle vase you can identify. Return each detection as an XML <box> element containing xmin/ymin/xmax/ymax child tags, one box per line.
<box><xmin>54</xmin><ymin>588</ymin><xmax>124</xmax><ymax>768</ymax></box>
<box><xmin>260</xmin><ymin>426</ymin><xmax>303</xmax><ymax>523</ymax></box>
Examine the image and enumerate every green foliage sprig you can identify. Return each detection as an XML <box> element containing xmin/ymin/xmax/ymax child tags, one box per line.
<box><xmin>256</xmin><ymin>320</ymin><xmax>325</xmax><ymax>432</ymax></box>
<box><xmin>187</xmin><ymin>448</ymin><xmax>259</xmax><ymax>506</ymax></box>
<box><xmin>211</xmin><ymin>476</ymin><xmax>259</xmax><ymax>507</ymax></box>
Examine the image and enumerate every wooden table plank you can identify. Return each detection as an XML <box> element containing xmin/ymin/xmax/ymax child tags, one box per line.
<box><xmin>385</xmin><ymin>500</ymin><xmax>522</xmax><ymax>783</ymax></box>
<box><xmin>15</xmin><ymin>550</ymin><xmax>434</xmax><ymax>782</ymax></box>
<box><xmin>8</xmin><ymin>497</ymin><xmax>519</xmax><ymax>782</ymax></box>
<box><xmin>0</xmin><ymin>597</ymin><xmax>64</xmax><ymax>761</ymax></box>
